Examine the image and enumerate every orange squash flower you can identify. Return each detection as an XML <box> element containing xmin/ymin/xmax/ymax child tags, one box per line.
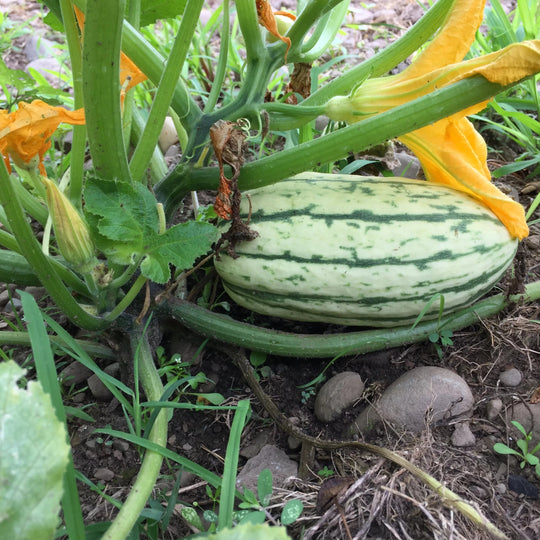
<box><xmin>0</xmin><ymin>100</ymin><xmax>85</xmax><ymax>176</ymax></box>
<box><xmin>325</xmin><ymin>0</ymin><xmax>540</xmax><ymax>240</ymax></box>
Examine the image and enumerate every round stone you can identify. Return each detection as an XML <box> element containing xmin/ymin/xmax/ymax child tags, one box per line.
<box><xmin>314</xmin><ymin>371</ymin><xmax>364</xmax><ymax>423</ymax></box>
<box><xmin>346</xmin><ymin>366</ymin><xmax>474</xmax><ymax>435</ymax></box>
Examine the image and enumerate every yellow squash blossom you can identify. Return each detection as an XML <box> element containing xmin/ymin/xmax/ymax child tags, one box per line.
<box><xmin>325</xmin><ymin>0</ymin><xmax>540</xmax><ymax>240</ymax></box>
<box><xmin>0</xmin><ymin>100</ymin><xmax>85</xmax><ymax>176</ymax></box>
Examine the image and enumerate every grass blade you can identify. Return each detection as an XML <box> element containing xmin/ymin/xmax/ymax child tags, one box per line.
<box><xmin>218</xmin><ymin>399</ymin><xmax>251</xmax><ymax>530</ymax></box>
<box><xmin>19</xmin><ymin>290</ymin><xmax>86</xmax><ymax>540</ymax></box>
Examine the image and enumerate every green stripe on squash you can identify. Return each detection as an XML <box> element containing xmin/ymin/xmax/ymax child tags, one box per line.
<box><xmin>214</xmin><ymin>173</ymin><xmax>518</xmax><ymax>327</ymax></box>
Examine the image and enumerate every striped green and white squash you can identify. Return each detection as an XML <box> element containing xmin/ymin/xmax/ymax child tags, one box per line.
<box><xmin>214</xmin><ymin>173</ymin><xmax>518</xmax><ymax>327</ymax></box>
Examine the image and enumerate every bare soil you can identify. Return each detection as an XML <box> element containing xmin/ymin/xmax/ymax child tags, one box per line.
<box><xmin>1</xmin><ymin>1</ymin><xmax>539</xmax><ymax>539</ymax></box>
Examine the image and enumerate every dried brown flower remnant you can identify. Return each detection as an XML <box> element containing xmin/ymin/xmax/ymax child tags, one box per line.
<box><xmin>210</xmin><ymin>120</ymin><xmax>247</xmax><ymax>220</ymax></box>
<box><xmin>210</xmin><ymin>120</ymin><xmax>258</xmax><ymax>257</ymax></box>
<box><xmin>289</xmin><ymin>62</ymin><xmax>312</xmax><ymax>99</ymax></box>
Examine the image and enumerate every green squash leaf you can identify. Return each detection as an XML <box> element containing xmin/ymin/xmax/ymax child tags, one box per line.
<box><xmin>85</xmin><ymin>178</ymin><xmax>158</xmax><ymax>244</ymax></box>
<box><xmin>85</xmin><ymin>178</ymin><xmax>218</xmax><ymax>281</ymax></box>
<box><xmin>0</xmin><ymin>361</ymin><xmax>69</xmax><ymax>540</ymax></box>
<box><xmin>140</xmin><ymin>221</ymin><xmax>218</xmax><ymax>283</ymax></box>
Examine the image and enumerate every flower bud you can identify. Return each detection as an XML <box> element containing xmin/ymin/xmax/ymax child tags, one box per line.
<box><xmin>43</xmin><ymin>178</ymin><xmax>97</xmax><ymax>273</ymax></box>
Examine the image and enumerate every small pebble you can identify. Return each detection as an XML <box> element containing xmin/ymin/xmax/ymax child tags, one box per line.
<box><xmin>94</xmin><ymin>468</ymin><xmax>115</xmax><ymax>482</ymax></box>
<box><xmin>287</xmin><ymin>435</ymin><xmax>302</xmax><ymax>451</ymax></box>
<box><xmin>60</xmin><ymin>361</ymin><xmax>93</xmax><ymax>386</ymax></box>
<box><xmin>508</xmin><ymin>474</ymin><xmax>539</xmax><ymax>499</ymax></box>
<box><xmin>87</xmin><ymin>362</ymin><xmax>121</xmax><ymax>400</ymax></box>
<box><xmin>486</xmin><ymin>398</ymin><xmax>503</xmax><ymax>420</ymax></box>
<box><xmin>314</xmin><ymin>371</ymin><xmax>364</xmax><ymax>423</ymax></box>
<box><xmin>0</xmin><ymin>289</ymin><xmax>11</xmax><ymax>308</ymax></box>
<box><xmin>112</xmin><ymin>440</ymin><xmax>129</xmax><ymax>453</ymax></box>
<box><xmin>451</xmin><ymin>422</ymin><xmax>476</xmax><ymax>447</ymax></box>
<box><xmin>499</xmin><ymin>368</ymin><xmax>522</xmax><ymax>387</ymax></box>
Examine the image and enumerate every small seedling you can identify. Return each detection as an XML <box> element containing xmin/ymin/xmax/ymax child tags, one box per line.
<box><xmin>428</xmin><ymin>328</ymin><xmax>454</xmax><ymax>359</ymax></box>
<box><xmin>249</xmin><ymin>351</ymin><xmax>272</xmax><ymax>381</ymax></box>
<box><xmin>237</xmin><ymin>469</ymin><xmax>303</xmax><ymax>527</ymax></box>
<box><xmin>493</xmin><ymin>420</ymin><xmax>540</xmax><ymax>476</ymax></box>
<box><xmin>301</xmin><ymin>387</ymin><xmax>316</xmax><ymax>404</ymax></box>
<box><xmin>181</xmin><ymin>468</ymin><xmax>303</xmax><ymax>532</ymax></box>
<box><xmin>318</xmin><ymin>466</ymin><xmax>335</xmax><ymax>479</ymax></box>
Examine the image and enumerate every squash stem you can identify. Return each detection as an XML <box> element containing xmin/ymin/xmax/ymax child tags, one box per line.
<box><xmin>160</xmin><ymin>280</ymin><xmax>540</xmax><ymax>358</ymax></box>
<box><xmin>101</xmin><ymin>324</ymin><xmax>167</xmax><ymax>540</ymax></box>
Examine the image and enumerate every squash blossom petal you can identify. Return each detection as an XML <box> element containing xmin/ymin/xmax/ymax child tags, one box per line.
<box><xmin>43</xmin><ymin>178</ymin><xmax>97</xmax><ymax>273</ymax></box>
<box><xmin>325</xmin><ymin>0</ymin><xmax>540</xmax><ymax>239</ymax></box>
<box><xmin>0</xmin><ymin>100</ymin><xmax>85</xmax><ymax>176</ymax></box>
<box><xmin>256</xmin><ymin>0</ymin><xmax>296</xmax><ymax>61</ymax></box>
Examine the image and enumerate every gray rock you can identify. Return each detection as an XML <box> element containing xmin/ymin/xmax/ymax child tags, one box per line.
<box><xmin>3</xmin><ymin>297</ymin><xmax>22</xmax><ymax>313</ymax></box>
<box><xmin>87</xmin><ymin>362</ymin><xmax>120</xmax><ymax>401</ymax></box>
<box><xmin>26</xmin><ymin>57</ymin><xmax>66</xmax><ymax>88</ymax></box>
<box><xmin>508</xmin><ymin>402</ymin><xmax>540</xmax><ymax>448</ymax></box>
<box><xmin>314</xmin><ymin>371</ymin><xmax>364</xmax><ymax>422</ymax></box>
<box><xmin>487</xmin><ymin>398</ymin><xmax>503</xmax><ymax>420</ymax></box>
<box><xmin>315</xmin><ymin>115</ymin><xmax>330</xmax><ymax>132</ymax></box>
<box><xmin>499</xmin><ymin>368</ymin><xmax>522</xmax><ymax>387</ymax></box>
<box><xmin>59</xmin><ymin>361</ymin><xmax>93</xmax><ymax>387</ymax></box>
<box><xmin>346</xmin><ymin>366</ymin><xmax>474</xmax><ymax>435</ymax></box>
<box><xmin>240</xmin><ymin>430</ymin><xmax>272</xmax><ymax>459</ymax></box>
<box><xmin>287</xmin><ymin>435</ymin><xmax>302</xmax><ymax>451</ymax></box>
<box><xmin>94</xmin><ymin>468</ymin><xmax>115</xmax><ymax>482</ymax></box>
<box><xmin>0</xmin><ymin>289</ymin><xmax>10</xmax><ymax>309</ymax></box>
<box><xmin>112</xmin><ymin>440</ymin><xmax>130</xmax><ymax>453</ymax></box>
<box><xmin>391</xmin><ymin>152</ymin><xmax>421</xmax><ymax>179</ymax></box>
<box><xmin>23</xmin><ymin>286</ymin><xmax>47</xmax><ymax>302</ymax></box>
<box><xmin>451</xmin><ymin>422</ymin><xmax>476</xmax><ymax>447</ymax></box>
<box><xmin>236</xmin><ymin>444</ymin><xmax>297</xmax><ymax>493</ymax></box>
<box><xmin>24</xmin><ymin>34</ymin><xmax>59</xmax><ymax>62</ymax></box>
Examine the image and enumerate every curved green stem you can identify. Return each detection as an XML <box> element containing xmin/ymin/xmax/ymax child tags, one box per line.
<box><xmin>130</xmin><ymin>108</ymin><xmax>168</xmax><ymax>184</ymax></box>
<box><xmin>0</xmin><ymin>330</ymin><xmax>115</xmax><ymax>360</ymax></box>
<box><xmin>204</xmin><ymin>1</ymin><xmax>230</xmax><ymax>114</ymax></box>
<box><xmin>121</xmin><ymin>20</ymin><xmax>202</xmax><ymax>131</ymax></box>
<box><xmin>0</xmin><ymin>249</ymin><xmax>91</xmax><ymax>296</ymax></box>
<box><xmin>287</xmin><ymin>0</ymin><xmax>347</xmax><ymax>60</ymax></box>
<box><xmin>59</xmin><ymin>0</ymin><xmax>86</xmax><ymax>205</ymax></box>
<box><xmin>102</xmin><ymin>324</ymin><xmax>167</xmax><ymax>540</ymax></box>
<box><xmin>297</xmin><ymin>1</ymin><xmax>350</xmax><ymax>62</ymax></box>
<box><xmin>129</xmin><ymin>0</ymin><xmax>203</xmax><ymax>181</ymax></box>
<box><xmin>235</xmin><ymin>0</ymin><xmax>265</xmax><ymax>63</ymax></box>
<box><xmin>104</xmin><ymin>273</ymin><xmax>147</xmax><ymax>323</ymax></box>
<box><xmin>0</xmin><ymin>229</ymin><xmax>20</xmax><ymax>252</ymax></box>
<box><xmin>160</xmin><ymin>281</ymin><xmax>540</xmax><ymax>358</ymax></box>
<box><xmin>82</xmin><ymin>0</ymin><xmax>131</xmax><ymax>181</ymax></box>
<box><xmin>10</xmin><ymin>173</ymin><xmax>48</xmax><ymax>225</ymax></box>
<box><xmin>156</xmin><ymin>76</ymin><xmax>508</xmax><ymax>212</ymax></box>
<box><xmin>299</xmin><ymin>0</ymin><xmax>455</xmax><ymax>110</ymax></box>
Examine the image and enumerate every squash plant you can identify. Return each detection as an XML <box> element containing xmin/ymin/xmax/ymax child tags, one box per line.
<box><xmin>1</xmin><ymin>0</ymin><xmax>540</xmax><ymax>538</ymax></box>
